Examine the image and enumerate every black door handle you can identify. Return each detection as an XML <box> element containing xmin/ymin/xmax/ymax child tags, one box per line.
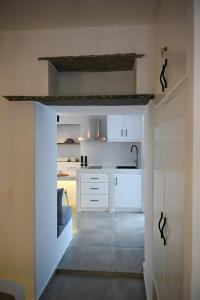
<box><xmin>161</xmin><ymin>217</ymin><xmax>167</xmax><ymax>246</ymax></box>
<box><xmin>160</xmin><ymin>66</ymin><xmax>165</xmax><ymax>92</ymax></box>
<box><xmin>158</xmin><ymin>212</ymin><xmax>164</xmax><ymax>238</ymax></box>
<box><xmin>163</xmin><ymin>58</ymin><xmax>168</xmax><ymax>89</ymax></box>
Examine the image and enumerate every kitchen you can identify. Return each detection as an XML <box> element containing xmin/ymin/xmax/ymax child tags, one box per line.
<box><xmin>57</xmin><ymin>112</ymin><xmax>144</xmax><ymax>214</ymax></box>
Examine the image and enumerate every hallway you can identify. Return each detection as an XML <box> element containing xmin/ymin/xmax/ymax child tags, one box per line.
<box><xmin>40</xmin><ymin>212</ymin><xmax>146</xmax><ymax>300</ymax></box>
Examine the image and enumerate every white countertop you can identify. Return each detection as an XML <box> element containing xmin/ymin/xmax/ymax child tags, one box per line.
<box><xmin>78</xmin><ymin>166</ymin><xmax>143</xmax><ymax>174</ymax></box>
<box><xmin>57</xmin><ymin>176</ymin><xmax>76</xmax><ymax>181</ymax></box>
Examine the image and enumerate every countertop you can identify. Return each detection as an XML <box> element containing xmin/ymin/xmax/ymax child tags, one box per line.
<box><xmin>78</xmin><ymin>166</ymin><xmax>143</xmax><ymax>174</ymax></box>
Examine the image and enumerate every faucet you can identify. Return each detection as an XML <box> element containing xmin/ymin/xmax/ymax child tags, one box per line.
<box><xmin>131</xmin><ymin>144</ymin><xmax>139</xmax><ymax>169</ymax></box>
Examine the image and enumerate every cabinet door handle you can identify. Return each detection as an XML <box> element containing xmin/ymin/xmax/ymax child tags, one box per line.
<box><xmin>163</xmin><ymin>58</ymin><xmax>168</xmax><ymax>89</ymax></box>
<box><xmin>125</xmin><ymin>129</ymin><xmax>128</xmax><ymax>137</ymax></box>
<box><xmin>121</xmin><ymin>129</ymin><xmax>123</xmax><ymax>137</ymax></box>
<box><xmin>90</xmin><ymin>187</ymin><xmax>99</xmax><ymax>190</ymax></box>
<box><xmin>115</xmin><ymin>177</ymin><xmax>118</xmax><ymax>186</ymax></box>
<box><xmin>161</xmin><ymin>217</ymin><xmax>167</xmax><ymax>246</ymax></box>
<box><xmin>90</xmin><ymin>199</ymin><xmax>99</xmax><ymax>202</ymax></box>
<box><xmin>158</xmin><ymin>212</ymin><xmax>164</xmax><ymax>238</ymax></box>
<box><xmin>160</xmin><ymin>65</ymin><xmax>165</xmax><ymax>92</ymax></box>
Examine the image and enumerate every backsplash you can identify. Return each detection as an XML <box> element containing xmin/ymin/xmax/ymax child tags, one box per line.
<box><xmin>80</xmin><ymin>141</ymin><xmax>142</xmax><ymax>167</ymax></box>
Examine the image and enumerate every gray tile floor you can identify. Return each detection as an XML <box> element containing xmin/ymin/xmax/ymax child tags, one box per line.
<box><xmin>40</xmin><ymin>212</ymin><xmax>146</xmax><ymax>300</ymax></box>
<box><xmin>40</xmin><ymin>274</ymin><xmax>147</xmax><ymax>300</ymax></box>
<box><xmin>58</xmin><ymin>212</ymin><xmax>145</xmax><ymax>274</ymax></box>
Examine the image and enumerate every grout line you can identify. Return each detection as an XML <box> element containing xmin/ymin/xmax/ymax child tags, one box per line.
<box><xmin>56</xmin><ymin>268</ymin><xmax>144</xmax><ymax>279</ymax></box>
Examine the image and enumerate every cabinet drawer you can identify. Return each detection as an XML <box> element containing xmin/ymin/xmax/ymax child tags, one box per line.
<box><xmin>81</xmin><ymin>174</ymin><xmax>108</xmax><ymax>183</ymax></box>
<box><xmin>81</xmin><ymin>182</ymin><xmax>108</xmax><ymax>194</ymax></box>
<box><xmin>81</xmin><ymin>195</ymin><xmax>108</xmax><ymax>208</ymax></box>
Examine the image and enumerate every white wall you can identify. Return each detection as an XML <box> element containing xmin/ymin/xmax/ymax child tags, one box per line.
<box><xmin>0</xmin><ymin>100</ymin><xmax>73</xmax><ymax>300</ymax></box>
<box><xmin>191</xmin><ymin>0</ymin><xmax>200</xmax><ymax>299</ymax></box>
<box><xmin>0</xmin><ymin>25</ymin><xmax>156</xmax><ymax>97</ymax></box>
<box><xmin>0</xmin><ymin>98</ymin><xmax>36</xmax><ymax>300</ymax></box>
<box><xmin>35</xmin><ymin>103</ymin><xmax>72</xmax><ymax>299</ymax></box>
<box><xmin>48</xmin><ymin>62</ymin><xmax>59</xmax><ymax>96</ymax></box>
<box><xmin>35</xmin><ymin>103</ymin><xmax>57</xmax><ymax>298</ymax></box>
<box><xmin>59</xmin><ymin>70</ymin><xmax>136</xmax><ymax>96</ymax></box>
<box><xmin>143</xmin><ymin>101</ymin><xmax>155</xmax><ymax>300</ymax></box>
<box><xmin>57</xmin><ymin>124</ymin><xmax>80</xmax><ymax>159</ymax></box>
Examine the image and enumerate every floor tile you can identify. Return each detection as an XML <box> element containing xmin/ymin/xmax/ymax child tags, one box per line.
<box><xmin>114</xmin><ymin>248</ymin><xmax>144</xmax><ymax>273</ymax></box>
<box><xmin>113</xmin><ymin>277</ymin><xmax>146</xmax><ymax>300</ymax></box>
<box><xmin>40</xmin><ymin>274</ymin><xmax>112</xmax><ymax>300</ymax></box>
<box><xmin>72</xmin><ymin>229</ymin><xmax>115</xmax><ymax>247</ymax></box>
<box><xmin>115</xmin><ymin>231</ymin><xmax>144</xmax><ymax>248</ymax></box>
<box><xmin>58</xmin><ymin>245</ymin><xmax>115</xmax><ymax>272</ymax></box>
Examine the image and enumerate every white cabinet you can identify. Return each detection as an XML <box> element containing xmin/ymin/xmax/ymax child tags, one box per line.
<box><xmin>155</xmin><ymin>0</ymin><xmax>187</xmax><ymax>94</ymax></box>
<box><xmin>107</xmin><ymin>115</ymin><xmax>124</xmax><ymax>141</ymax></box>
<box><xmin>80</xmin><ymin>173</ymin><xmax>109</xmax><ymax>210</ymax></box>
<box><xmin>107</xmin><ymin>114</ymin><xmax>142</xmax><ymax>142</ymax></box>
<box><xmin>153</xmin><ymin>113</ymin><xmax>185</xmax><ymax>300</ymax></box>
<box><xmin>114</xmin><ymin>173</ymin><xmax>142</xmax><ymax>211</ymax></box>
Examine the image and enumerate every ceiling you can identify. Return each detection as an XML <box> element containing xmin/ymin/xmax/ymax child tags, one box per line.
<box><xmin>0</xmin><ymin>0</ymin><xmax>160</xmax><ymax>31</ymax></box>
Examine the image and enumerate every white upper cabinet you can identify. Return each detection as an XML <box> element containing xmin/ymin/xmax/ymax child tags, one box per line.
<box><xmin>107</xmin><ymin>114</ymin><xmax>142</xmax><ymax>142</ymax></box>
<box><xmin>107</xmin><ymin>115</ymin><xmax>124</xmax><ymax>141</ymax></box>
<box><xmin>156</xmin><ymin>0</ymin><xmax>187</xmax><ymax>95</ymax></box>
<box><xmin>125</xmin><ymin>115</ymin><xmax>142</xmax><ymax>141</ymax></box>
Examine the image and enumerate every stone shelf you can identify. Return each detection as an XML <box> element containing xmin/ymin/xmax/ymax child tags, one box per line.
<box><xmin>4</xmin><ymin>94</ymin><xmax>154</xmax><ymax>106</ymax></box>
<box><xmin>38</xmin><ymin>53</ymin><xmax>144</xmax><ymax>72</ymax></box>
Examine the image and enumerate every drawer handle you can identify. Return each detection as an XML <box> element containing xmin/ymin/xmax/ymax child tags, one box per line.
<box><xmin>90</xmin><ymin>187</ymin><xmax>99</xmax><ymax>190</ymax></box>
<box><xmin>90</xmin><ymin>199</ymin><xmax>99</xmax><ymax>202</ymax></box>
<box><xmin>90</xmin><ymin>177</ymin><xmax>99</xmax><ymax>179</ymax></box>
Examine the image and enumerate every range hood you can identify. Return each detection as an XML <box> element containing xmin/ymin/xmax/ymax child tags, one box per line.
<box><xmin>78</xmin><ymin>119</ymin><xmax>106</xmax><ymax>141</ymax></box>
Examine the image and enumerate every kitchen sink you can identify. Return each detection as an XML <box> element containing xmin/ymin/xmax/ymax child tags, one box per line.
<box><xmin>116</xmin><ymin>166</ymin><xmax>137</xmax><ymax>169</ymax></box>
<box><xmin>87</xmin><ymin>166</ymin><xmax>103</xmax><ymax>169</ymax></box>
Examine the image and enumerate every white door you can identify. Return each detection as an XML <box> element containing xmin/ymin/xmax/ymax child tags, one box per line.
<box><xmin>124</xmin><ymin>115</ymin><xmax>142</xmax><ymax>141</ymax></box>
<box><xmin>114</xmin><ymin>173</ymin><xmax>142</xmax><ymax>209</ymax></box>
<box><xmin>153</xmin><ymin>114</ymin><xmax>185</xmax><ymax>300</ymax></box>
<box><xmin>153</xmin><ymin>170</ymin><xmax>165</xmax><ymax>300</ymax></box>
<box><xmin>107</xmin><ymin>115</ymin><xmax>124</xmax><ymax>141</ymax></box>
<box><xmin>162</xmin><ymin>114</ymin><xmax>185</xmax><ymax>300</ymax></box>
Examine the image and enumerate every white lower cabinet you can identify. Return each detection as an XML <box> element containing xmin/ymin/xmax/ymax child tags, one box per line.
<box><xmin>81</xmin><ymin>182</ymin><xmax>108</xmax><ymax>195</ymax></box>
<box><xmin>114</xmin><ymin>173</ymin><xmax>142</xmax><ymax>211</ymax></box>
<box><xmin>153</xmin><ymin>113</ymin><xmax>185</xmax><ymax>300</ymax></box>
<box><xmin>81</xmin><ymin>195</ymin><xmax>108</xmax><ymax>208</ymax></box>
<box><xmin>80</xmin><ymin>173</ymin><xmax>109</xmax><ymax>210</ymax></box>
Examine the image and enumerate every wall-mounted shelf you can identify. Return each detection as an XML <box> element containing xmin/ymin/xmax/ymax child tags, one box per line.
<box><xmin>4</xmin><ymin>94</ymin><xmax>154</xmax><ymax>106</ymax></box>
<box><xmin>38</xmin><ymin>53</ymin><xmax>145</xmax><ymax>72</ymax></box>
<box><xmin>57</xmin><ymin>143</ymin><xmax>80</xmax><ymax>145</ymax></box>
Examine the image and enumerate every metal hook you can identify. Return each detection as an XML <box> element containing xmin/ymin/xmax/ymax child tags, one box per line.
<box><xmin>161</xmin><ymin>46</ymin><xmax>168</xmax><ymax>59</ymax></box>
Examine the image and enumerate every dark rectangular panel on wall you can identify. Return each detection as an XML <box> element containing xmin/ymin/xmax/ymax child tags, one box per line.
<box><xmin>4</xmin><ymin>94</ymin><xmax>154</xmax><ymax>106</ymax></box>
<box><xmin>38</xmin><ymin>53</ymin><xmax>145</xmax><ymax>72</ymax></box>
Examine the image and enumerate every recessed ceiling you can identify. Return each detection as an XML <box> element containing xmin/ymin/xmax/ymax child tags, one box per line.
<box><xmin>0</xmin><ymin>0</ymin><xmax>160</xmax><ymax>31</ymax></box>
